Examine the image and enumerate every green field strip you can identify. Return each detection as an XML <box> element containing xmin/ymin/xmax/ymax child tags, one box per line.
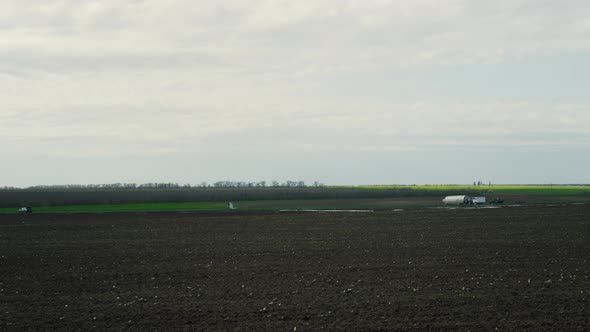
<box><xmin>0</xmin><ymin>202</ymin><xmax>227</xmax><ymax>213</ymax></box>
<box><xmin>1</xmin><ymin>200</ymin><xmax>434</xmax><ymax>214</ymax></box>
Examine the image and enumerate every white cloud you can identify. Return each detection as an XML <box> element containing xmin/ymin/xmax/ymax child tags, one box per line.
<box><xmin>2</xmin><ymin>99</ymin><xmax>589</xmax><ymax>157</ymax></box>
<box><xmin>2</xmin><ymin>0</ymin><xmax>590</xmax><ymax>73</ymax></box>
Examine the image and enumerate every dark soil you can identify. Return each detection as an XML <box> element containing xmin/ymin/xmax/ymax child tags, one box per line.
<box><xmin>1</xmin><ymin>206</ymin><xmax>590</xmax><ymax>331</ymax></box>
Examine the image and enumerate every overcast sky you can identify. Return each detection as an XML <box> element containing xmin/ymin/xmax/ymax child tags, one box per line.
<box><xmin>1</xmin><ymin>0</ymin><xmax>589</xmax><ymax>187</ymax></box>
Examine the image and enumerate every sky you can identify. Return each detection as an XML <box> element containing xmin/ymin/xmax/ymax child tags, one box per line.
<box><xmin>1</xmin><ymin>0</ymin><xmax>589</xmax><ymax>187</ymax></box>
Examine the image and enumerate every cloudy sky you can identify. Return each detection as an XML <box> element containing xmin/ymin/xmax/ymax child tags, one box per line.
<box><xmin>1</xmin><ymin>0</ymin><xmax>589</xmax><ymax>187</ymax></box>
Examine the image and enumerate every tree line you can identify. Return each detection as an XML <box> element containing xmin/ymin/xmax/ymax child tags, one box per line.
<box><xmin>0</xmin><ymin>180</ymin><xmax>325</xmax><ymax>191</ymax></box>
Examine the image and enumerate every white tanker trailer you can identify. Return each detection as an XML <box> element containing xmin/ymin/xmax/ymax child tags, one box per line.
<box><xmin>442</xmin><ymin>195</ymin><xmax>470</xmax><ymax>204</ymax></box>
<box><xmin>442</xmin><ymin>195</ymin><xmax>487</xmax><ymax>205</ymax></box>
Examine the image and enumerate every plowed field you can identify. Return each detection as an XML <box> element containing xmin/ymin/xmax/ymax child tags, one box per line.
<box><xmin>2</xmin><ymin>205</ymin><xmax>590</xmax><ymax>330</ymax></box>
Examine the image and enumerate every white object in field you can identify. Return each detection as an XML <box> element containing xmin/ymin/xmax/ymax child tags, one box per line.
<box><xmin>18</xmin><ymin>206</ymin><xmax>32</xmax><ymax>213</ymax></box>
<box><xmin>472</xmin><ymin>197</ymin><xmax>486</xmax><ymax>204</ymax></box>
<box><xmin>228</xmin><ymin>202</ymin><xmax>236</xmax><ymax>210</ymax></box>
<box><xmin>442</xmin><ymin>195</ymin><xmax>469</xmax><ymax>204</ymax></box>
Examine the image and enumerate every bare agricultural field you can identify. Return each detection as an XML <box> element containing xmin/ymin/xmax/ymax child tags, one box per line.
<box><xmin>1</xmin><ymin>205</ymin><xmax>590</xmax><ymax>330</ymax></box>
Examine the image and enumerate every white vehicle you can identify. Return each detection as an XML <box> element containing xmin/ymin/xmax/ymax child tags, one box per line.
<box><xmin>472</xmin><ymin>197</ymin><xmax>486</xmax><ymax>204</ymax></box>
<box><xmin>228</xmin><ymin>202</ymin><xmax>236</xmax><ymax>210</ymax></box>
<box><xmin>18</xmin><ymin>206</ymin><xmax>32</xmax><ymax>213</ymax></box>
